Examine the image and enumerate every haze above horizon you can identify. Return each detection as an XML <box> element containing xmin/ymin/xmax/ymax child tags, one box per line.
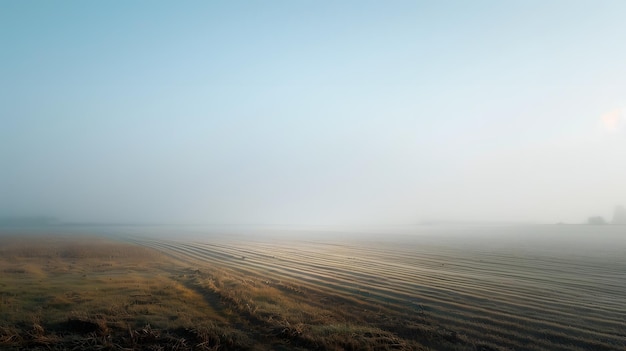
<box><xmin>2</xmin><ymin>1</ymin><xmax>626</xmax><ymax>227</ymax></box>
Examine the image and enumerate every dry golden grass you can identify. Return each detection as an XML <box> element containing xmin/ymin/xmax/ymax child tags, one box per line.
<box><xmin>0</xmin><ymin>233</ymin><xmax>455</xmax><ymax>350</ymax></box>
<box><xmin>1</xmin><ymin>232</ymin><xmax>624</xmax><ymax>350</ymax></box>
<box><xmin>0</xmin><ymin>234</ymin><xmax>251</xmax><ymax>350</ymax></box>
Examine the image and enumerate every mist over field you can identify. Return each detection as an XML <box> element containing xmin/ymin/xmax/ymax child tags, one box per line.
<box><xmin>3</xmin><ymin>4</ymin><xmax>626</xmax><ymax>350</ymax></box>
<box><xmin>2</xmin><ymin>1</ymin><xmax>626</xmax><ymax>229</ymax></box>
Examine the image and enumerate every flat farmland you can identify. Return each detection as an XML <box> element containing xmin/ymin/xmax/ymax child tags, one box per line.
<box><xmin>1</xmin><ymin>226</ymin><xmax>625</xmax><ymax>350</ymax></box>
<box><xmin>132</xmin><ymin>226</ymin><xmax>626</xmax><ymax>351</ymax></box>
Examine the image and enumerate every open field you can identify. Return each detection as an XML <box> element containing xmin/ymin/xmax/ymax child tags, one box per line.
<box><xmin>1</xmin><ymin>226</ymin><xmax>625</xmax><ymax>350</ymax></box>
<box><xmin>0</xmin><ymin>234</ymin><xmax>252</xmax><ymax>350</ymax></box>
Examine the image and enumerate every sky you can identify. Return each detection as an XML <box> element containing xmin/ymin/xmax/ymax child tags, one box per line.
<box><xmin>1</xmin><ymin>1</ymin><xmax>626</xmax><ymax>226</ymax></box>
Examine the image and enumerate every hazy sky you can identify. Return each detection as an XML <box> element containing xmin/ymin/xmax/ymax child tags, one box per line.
<box><xmin>2</xmin><ymin>1</ymin><xmax>625</xmax><ymax>225</ymax></box>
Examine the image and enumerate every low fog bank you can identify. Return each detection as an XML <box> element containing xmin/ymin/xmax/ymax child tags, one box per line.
<box><xmin>251</xmin><ymin>224</ymin><xmax>626</xmax><ymax>259</ymax></box>
<box><xmin>79</xmin><ymin>223</ymin><xmax>626</xmax><ymax>257</ymax></box>
<box><xmin>2</xmin><ymin>222</ymin><xmax>623</xmax><ymax>258</ymax></box>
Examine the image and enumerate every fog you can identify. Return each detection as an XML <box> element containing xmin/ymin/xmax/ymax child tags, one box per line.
<box><xmin>2</xmin><ymin>1</ymin><xmax>626</xmax><ymax>227</ymax></box>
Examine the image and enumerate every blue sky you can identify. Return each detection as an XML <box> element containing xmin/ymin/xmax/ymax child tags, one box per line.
<box><xmin>2</xmin><ymin>1</ymin><xmax>626</xmax><ymax>225</ymax></box>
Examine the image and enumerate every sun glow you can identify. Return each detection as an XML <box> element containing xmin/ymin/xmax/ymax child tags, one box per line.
<box><xmin>601</xmin><ymin>108</ymin><xmax>625</xmax><ymax>133</ymax></box>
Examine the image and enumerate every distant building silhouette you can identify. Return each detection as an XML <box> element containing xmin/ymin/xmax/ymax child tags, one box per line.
<box><xmin>587</xmin><ymin>216</ymin><xmax>607</xmax><ymax>225</ymax></box>
<box><xmin>611</xmin><ymin>206</ymin><xmax>626</xmax><ymax>225</ymax></box>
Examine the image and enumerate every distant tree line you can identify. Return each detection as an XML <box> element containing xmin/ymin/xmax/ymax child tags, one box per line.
<box><xmin>0</xmin><ymin>216</ymin><xmax>58</xmax><ymax>227</ymax></box>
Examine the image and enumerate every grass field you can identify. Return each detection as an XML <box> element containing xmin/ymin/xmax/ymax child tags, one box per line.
<box><xmin>1</xmin><ymin>227</ymin><xmax>625</xmax><ymax>350</ymax></box>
